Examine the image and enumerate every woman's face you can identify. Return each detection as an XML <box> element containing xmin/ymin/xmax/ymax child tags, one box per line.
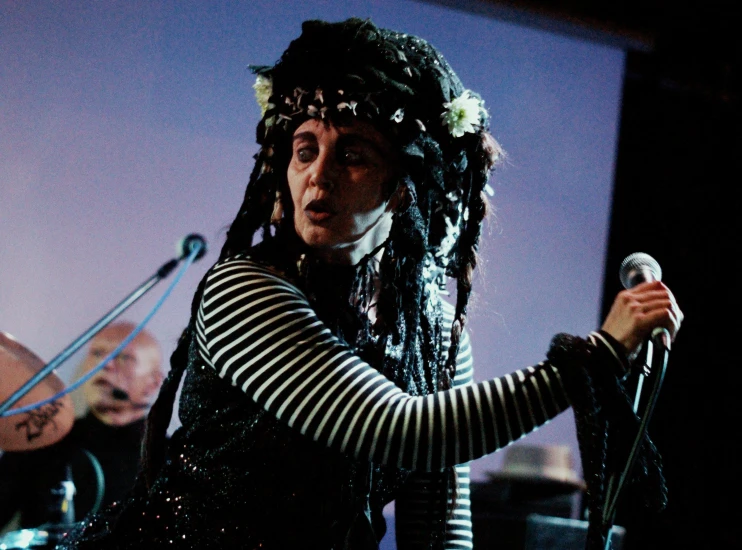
<box><xmin>287</xmin><ymin>118</ymin><xmax>399</xmax><ymax>265</ymax></box>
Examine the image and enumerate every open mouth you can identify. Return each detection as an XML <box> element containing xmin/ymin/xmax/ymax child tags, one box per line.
<box><xmin>305</xmin><ymin>199</ymin><xmax>335</xmax><ymax>222</ymax></box>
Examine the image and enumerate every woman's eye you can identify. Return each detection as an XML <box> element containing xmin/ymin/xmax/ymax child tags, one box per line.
<box><xmin>340</xmin><ymin>148</ymin><xmax>364</xmax><ymax>164</ymax></box>
<box><xmin>295</xmin><ymin>147</ymin><xmax>316</xmax><ymax>163</ymax></box>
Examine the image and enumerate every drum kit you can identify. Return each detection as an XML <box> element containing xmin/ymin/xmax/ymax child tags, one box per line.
<box><xmin>0</xmin><ymin>332</ymin><xmax>77</xmax><ymax>549</ymax></box>
<box><xmin>0</xmin><ymin>234</ymin><xmax>207</xmax><ymax>549</ymax></box>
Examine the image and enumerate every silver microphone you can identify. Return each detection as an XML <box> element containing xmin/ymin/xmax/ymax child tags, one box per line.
<box><xmin>619</xmin><ymin>252</ymin><xmax>670</xmax><ymax>349</ymax></box>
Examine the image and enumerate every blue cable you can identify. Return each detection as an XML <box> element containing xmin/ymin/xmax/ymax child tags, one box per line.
<box><xmin>1</xmin><ymin>245</ymin><xmax>201</xmax><ymax>417</ymax></box>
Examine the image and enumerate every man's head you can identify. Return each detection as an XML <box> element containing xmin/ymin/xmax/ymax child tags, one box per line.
<box><xmin>80</xmin><ymin>321</ymin><xmax>163</xmax><ymax>426</ymax></box>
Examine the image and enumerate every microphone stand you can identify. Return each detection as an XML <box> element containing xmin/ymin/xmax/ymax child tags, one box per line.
<box><xmin>0</xmin><ymin>258</ymin><xmax>180</xmax><ymax>417</ymax></box>
<box><xmin>600</xmin><ymin>331</ymin><xmax>670</xmax><ymax>550</ymax></box>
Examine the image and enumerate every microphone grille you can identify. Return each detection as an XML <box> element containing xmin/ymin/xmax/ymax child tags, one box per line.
<box><xmin>177</xmin><ymin>234</ymin><xmax>208</xmax><ymax>261</ymax></box>
<box><xmin>619</xmin><ymin>252</ymin><xmax>662</xmax><ymax>289</ymax></box>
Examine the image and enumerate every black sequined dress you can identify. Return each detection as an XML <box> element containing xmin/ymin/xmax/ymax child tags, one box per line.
<box><xmin>60</xmin><ymin>253</ymin><xmax>412</xmax><ymax>550</ymax></box>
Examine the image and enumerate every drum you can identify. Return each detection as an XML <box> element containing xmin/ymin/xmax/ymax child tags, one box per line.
<box><xmin>0</xmin><ymin>332</ymin><xmax>74</xmax><ymax>452</ymax></box>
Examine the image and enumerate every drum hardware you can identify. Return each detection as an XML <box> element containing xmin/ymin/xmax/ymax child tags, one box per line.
<box><xmin>0</xmin><ymin>233</ymin><xmax>207</xmax><ymax>451</ymax></box>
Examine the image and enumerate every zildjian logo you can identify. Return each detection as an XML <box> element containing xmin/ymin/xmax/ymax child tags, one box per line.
<box><xmin>15</xmin><ymin>400</ymin><xmax>64</xmax><ymax>442</ymax></box>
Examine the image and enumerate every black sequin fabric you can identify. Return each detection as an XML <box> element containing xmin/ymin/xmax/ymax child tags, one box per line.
<box><xmin>58</xmin><ymin>251</ymin><xmax>409</xmax><ymax>550</ymax></box>
<box><xmin>546</xmin><ymin>333</ymin><xmax>667</xmax><ymax>550</ymax></box>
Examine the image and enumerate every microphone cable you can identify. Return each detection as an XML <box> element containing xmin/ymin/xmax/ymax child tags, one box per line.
<box><xmin>1</xmin><ymin>241</ymin><xmax>203</xmax><ymax>417</ymax></box>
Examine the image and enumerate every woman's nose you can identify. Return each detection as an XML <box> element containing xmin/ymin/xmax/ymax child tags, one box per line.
<box><xmin>308</xmin><ymin>152</ymin><xmax>337</xmax><ymax>191</ymax></box>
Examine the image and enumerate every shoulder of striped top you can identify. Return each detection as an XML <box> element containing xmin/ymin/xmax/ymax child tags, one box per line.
<box><xmin>205</xmin><ymin>253</ymin><xmax>308</xmax><ymax>301</ymax></box>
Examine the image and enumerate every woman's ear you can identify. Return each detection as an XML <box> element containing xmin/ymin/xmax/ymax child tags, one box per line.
<box><xmin>387</xmin><ymin>184</ymin><xmax>409</xmax><ymax>213</ymax></box>
<box><xmin>270</xmin><ymin>190</ymin><xmax>284</xmax><ymax>223</ymax></box>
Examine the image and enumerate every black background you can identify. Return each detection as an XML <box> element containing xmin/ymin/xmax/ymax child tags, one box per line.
<box><xmin>432</xmin><ymin>1</ymin><xmax>740</xmax><ymax>548</ymax></box>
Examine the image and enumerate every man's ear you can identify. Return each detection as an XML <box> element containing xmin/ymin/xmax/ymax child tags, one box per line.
<box><xmin>144</xmin><ymin>368</ymin><xmax>165</xmax><ymax>398</ymax></box>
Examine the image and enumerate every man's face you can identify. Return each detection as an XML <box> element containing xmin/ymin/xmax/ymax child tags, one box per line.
<box><xmin>80</xmin><ymin>325</ymin><xmax>162</xmax><ymax>426</ymax></box>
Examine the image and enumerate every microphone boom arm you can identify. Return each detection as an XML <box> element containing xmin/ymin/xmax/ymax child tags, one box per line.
<box><xmin>0</xmin><ymin>256</ymin><xmax>184</xmax><ymax>417</ymax></box>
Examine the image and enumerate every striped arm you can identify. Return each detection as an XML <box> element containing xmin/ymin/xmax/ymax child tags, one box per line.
<box><xmin>196</xmin><ymin>257</ymin><xmax>572</xmax><ymax>471</ymax></box>
<box><xmin>396</xmin><ymin>332</ymin><xmax>474</xmax><ymax>549</ymax></box>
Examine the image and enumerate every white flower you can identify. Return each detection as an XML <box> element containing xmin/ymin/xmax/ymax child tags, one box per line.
<box><xmin>441</xmin><ymin>90</ymin><xmax>482</xmax><ymax>138</ymax></box>
<box><xmin>391</xmin><ymin>108</ymin><xmax>404</xmax><ymax>123</ymax></box>
<box><xmin>253</xmin><ymin>75</ymin><xmax>273</xmax><ymax>116</ymax></box>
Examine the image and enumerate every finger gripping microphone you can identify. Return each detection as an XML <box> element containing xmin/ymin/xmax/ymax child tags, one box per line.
<box><xmin>178</xmin><ymin>234</ymin><xmax>208</xmax><ymax>262</ymax></box>
<box><xmin>619</xmin><ymin>252</ymin><xmax>670</xmax><ymax>349</ymax></box>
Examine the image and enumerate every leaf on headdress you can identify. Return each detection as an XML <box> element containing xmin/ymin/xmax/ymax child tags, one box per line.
<box><xmin>367</xmin><ymin>67</ymin><xmax>414</xmax><ymax>97</ymax></box>
<box><xmin>249</xmin><ymin>65</ymin><xmax>272</xmax><ymax>76</ymax></box>
<box><xmin>338</xmin><ymin>101</ymin><xmax>358</xmax><ymax>115</ymax></box>
<box><xmin>451</xmin><ymin>151</ymin><xmax>468</xmax><ymax>172</ymax></box>
<box><xmin>347</xmin><ymin>74</ymin><xmax>366</xmax><ymax>86</ymax></box>
<box><xmin>391</xmin><ymin>108</ymin><xmax>404</xmax><ymax>123</ymax></box>
<box><xmin>403</xmin><ymin>142</ymin><xmax>425</xmax><ymax>159</ymax></box>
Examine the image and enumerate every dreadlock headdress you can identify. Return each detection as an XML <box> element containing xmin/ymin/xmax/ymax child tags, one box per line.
<box><xmin>222</xmin><ymin>17</ymin><xmax>502</xmax><ymax>393</ymax></box>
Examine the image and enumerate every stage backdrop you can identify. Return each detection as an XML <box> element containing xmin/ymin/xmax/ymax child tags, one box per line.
<box><xmin>0</xmin><ymin>0</ymin><xmax>624</xmax><ymax>541</ymax></box>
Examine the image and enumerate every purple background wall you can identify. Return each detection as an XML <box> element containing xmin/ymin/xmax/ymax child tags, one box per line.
<box><xmin>0</xmin><ymin>0</ymin><xmax>624</xmax><ymax>542</ymax></box>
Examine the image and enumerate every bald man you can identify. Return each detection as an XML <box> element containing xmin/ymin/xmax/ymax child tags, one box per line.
<box><xmin>80</xmin><ymin>322</ymin><xmax>163</xmax><ymax>426</ymax></box>
<box><xmin>0</xmin><ymin>322</ymin><xmax>164</xmax><ymax>535</ymax></box>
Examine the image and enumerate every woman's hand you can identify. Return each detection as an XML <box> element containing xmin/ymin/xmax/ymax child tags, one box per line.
<box><xmin>601</xmin><ymin>280</ymin><xmax>684</xmax><ymax>354</ymax></box>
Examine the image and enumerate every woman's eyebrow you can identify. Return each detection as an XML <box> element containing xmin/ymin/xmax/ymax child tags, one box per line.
<box><xmin>337</xmin><ymin>133</ymin><xmax>387</xmax><ymax>156</ymax></box>
<box><xmin>292</xmin><ymin>131</ymin><xmax>317</xmax><ymax>144</ymax></box>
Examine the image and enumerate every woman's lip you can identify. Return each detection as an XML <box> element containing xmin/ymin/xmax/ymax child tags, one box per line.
<box><xmin>305</xmin><ymin>199</ymin><xmax>335</xmax><ymax>222</ymax></box>
<box><xmin>305</xmin><ymin>209</ymin><xmax>333</xmax><ymax>222</ymax></box>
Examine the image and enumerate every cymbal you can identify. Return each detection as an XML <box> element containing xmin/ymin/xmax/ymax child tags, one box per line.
<box><xmin>0</xmin><ymin>332</ymin><xmax>74</xmax><ymax>452</ymax></box>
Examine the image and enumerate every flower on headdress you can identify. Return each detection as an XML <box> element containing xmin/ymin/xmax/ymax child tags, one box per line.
<box><xmin>293</xmin><ymin>87</ymin><xmax>308</xmax><ymax>106</ymax></box>
<box><xmin>441</xmin><ymin>90</ymin><xmax>482</xmax><ymax>138</ymax></box>
<box><xmin>337</xmin><ymin>101</ymin><xmax>358</xmax><ymax>115</ymax></box>
<box><xmin>435</xmin><ymin>216</ymin><xmax>460</xmax><ymax>263</ymax></box>
<box><xmin>253</xmin><ymin>75</ymin><xmax>273</xmax><ymax>116</ymax></box>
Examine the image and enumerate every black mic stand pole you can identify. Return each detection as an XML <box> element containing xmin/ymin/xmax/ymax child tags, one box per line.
<box><xmin>600</xmin><ymin>330</ymin><xmax>670</xmax><ymax>550</ymax></box>
<box><xmin>0</xmin><ymin>257</ymin><xmax>180</xmax><ymax>417</ymax></box>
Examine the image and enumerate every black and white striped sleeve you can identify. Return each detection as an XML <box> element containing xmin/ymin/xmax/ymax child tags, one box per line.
<box><xmin>195</xmin><ymin>256</ymin><xmax>572</xmax><ymax>471</ymax></box>
<box><xmin>395</xmin><ymin>326</ymin><xmax>475</xmax><ymax>549</ymax></box>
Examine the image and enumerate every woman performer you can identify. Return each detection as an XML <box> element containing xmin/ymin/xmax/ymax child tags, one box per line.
<box><xmin>60</xmin><ymin>18</ymin><xmax>682</xmax><ymax>550</ymax></box>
